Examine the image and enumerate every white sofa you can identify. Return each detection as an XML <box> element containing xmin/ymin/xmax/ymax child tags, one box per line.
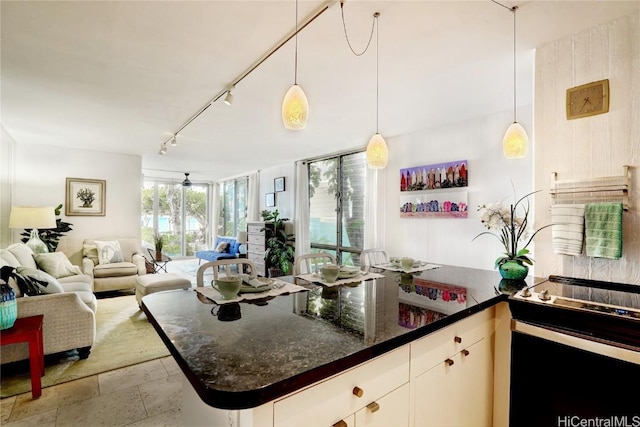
<box><xmin>82</xmin><ymin>238</ymin><xmax>146</xmax><ymax>293</ymax></box>
<box><xmin>0</xmin><ymin>243</ymin><xmax>97</xmax><ymax>364</ymax></box>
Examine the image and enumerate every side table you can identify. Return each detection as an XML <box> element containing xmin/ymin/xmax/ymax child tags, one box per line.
<box><xmin>147</xmin><ymin>248</ymin><xmax>172</xmax><ymax>273</ymax></box>
<box><xmin>0</xmin><ymin>315</ymin><xmax>45</xmax><ymax>398</ymax></box>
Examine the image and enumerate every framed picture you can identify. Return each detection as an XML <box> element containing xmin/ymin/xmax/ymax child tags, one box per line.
<box><xmin>265</xmin><ymin>192</ymin><xmax>276</xmax><ymax>207</ymax></box>
<box><xmin>274</xmin><ymin>176</ymin><xmax>285</xmax><ymax>192</ymax></box>
<box><xmin>400</xmin><ymin>159</ymin><xmax>468</xmax><ymax>192</ymax></box>
<box><xmin>65</xmin><ymin>178</ymin><xmax>106</xmax><ymax>216</ymax></box>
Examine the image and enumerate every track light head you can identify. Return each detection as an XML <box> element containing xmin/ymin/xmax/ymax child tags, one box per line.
<box><xmin>159</xmin><ymin>144</ymin><xmax>167</xmax><ymax>155</ymax></box>
<box><xmin>170</xmin><ymin>135</ymin><xmax>177</xmax><ymax>146</ymax></box>
<box><xmin>224</xmin><ymin>88</ymin><xmax>234</xmax><ymax>106</ymax></box>
<box><xmin>182</xmin><ymin>173</ymin><xmax>192</xmax><ymax>187</ymax></box>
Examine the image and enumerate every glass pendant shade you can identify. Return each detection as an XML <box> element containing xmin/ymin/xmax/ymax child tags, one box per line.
<box><xmin>503</xmin><ymin>122</ymin><xmax>528</xmax><ymax>159</ymax></box>
<box><xmin>282</xmin><ymin>84</ymin><xmax>309</xmax><ymax>130</ymax></box>
<box><xmin>366</xmin><ymin>133</ymin><xmax>388</xmax><ymax>169</ymax></box>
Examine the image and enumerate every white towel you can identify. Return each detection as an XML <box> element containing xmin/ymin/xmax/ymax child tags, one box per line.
<box><xmin>551</xmin><ymin>204</ymin><xmax>585</xmax><ymax>256</ymax></box>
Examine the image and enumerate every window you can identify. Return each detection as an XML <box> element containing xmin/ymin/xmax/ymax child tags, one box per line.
<box><xmin>308</xmin><ymin>151</ymin><xmax>366</xmax><ymax>266</ymax></box>
<box><xmin>141</xmin><ymin>180</ymin><xmax>209</xmax><ymax>257</ymax></box>
<box><xmin>217</xmin><ymin>176</ymin><xmax>248</xmax><ymax>237</ymax></box>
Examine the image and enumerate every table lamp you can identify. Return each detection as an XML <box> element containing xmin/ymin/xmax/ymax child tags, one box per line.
<box><xmin>9</xmin><ymin>206</ymin><xmax>57</xmax><ymax>253</ymax></box>
<box><xmin>236</xmin><ymin>231</ymin><xmax>248</xmax><ymax>255</ymax></box>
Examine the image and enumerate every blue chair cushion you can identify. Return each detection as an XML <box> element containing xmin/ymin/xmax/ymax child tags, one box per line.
<box><xmin>195</xmin><ymin>236</ymin><xmax>240</xmax><ymax>262</ymax></box>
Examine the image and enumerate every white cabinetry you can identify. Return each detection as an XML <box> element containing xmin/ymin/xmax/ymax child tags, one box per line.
<box><xmin>246</xmin><ymin>222</ymin><xmax>267</xmax><ymax>276</ymax></box>
<box><xmin>274</xmin><ymin>345</ymin><xmax>410</xmax><ymax>427</ymax></box>
<box><xmin>409</xmin><ymin>307</ymin><xmax>495</xmax><ymax>427</ymax></box>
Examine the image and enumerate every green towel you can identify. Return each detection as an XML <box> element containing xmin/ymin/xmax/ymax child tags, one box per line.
<box><xmin>585</xmin><ymin>203</ymin><xmax>623</xmax><ymax>259</ymax></box>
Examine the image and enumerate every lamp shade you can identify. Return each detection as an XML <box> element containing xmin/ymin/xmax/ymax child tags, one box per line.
<box><xmin>235</xmin><ymin>231</ymin><xmax>248</xmax><ymax>244</ymax></box>
<box><xmin>503</xmin><ymin>122</ymin><xmax>529</xmax><ymax>159</ymax></box>
<box><xmin>8</xmin><ymin>206</ymin><xmax>56</xmax><ymax>229</ymax></box>
<box><xmin>366</xmin><ymin>133</ymin><xmax>388</xmax><ymax>169</ymax></box>
<box><xmin>282</xmin><ymin>84</ymin><xmax>309</xmax><ymax>130</ymax></box>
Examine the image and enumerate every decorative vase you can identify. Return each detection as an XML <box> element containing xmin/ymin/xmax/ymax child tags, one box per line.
<box><xmin>0</xmin><ymin>284</ymin><xmax>18</xmax><ymax>330</ymax></box>
<box><xmin>155</xmin><ymin>251</ymin><xmax>163</xmax><ymax>261</ymax></box>
<box><xmin>498</xmin><ymin>278</ymin><xmax>527</xmax><ymax>295</ymax></box>
<box><xmin>498</xmin><ymin>260</ymin><xmax>529</xmax><ymax>280</ymax></box>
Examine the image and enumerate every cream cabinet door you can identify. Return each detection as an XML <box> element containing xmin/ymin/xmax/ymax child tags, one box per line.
<box><xmin>413</xmin><ymin>339</ymin><xmax>492</xmax><ymax>427</ymax></box>
<box><xmin>355</xmin><ymin>383</ymin><xmax>410</xmax><ymax>427</ymax></box>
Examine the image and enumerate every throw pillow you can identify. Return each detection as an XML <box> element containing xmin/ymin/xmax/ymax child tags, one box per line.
<box><xmin>94</xmin><ymin>240</ymin><xmax>125</xmax><ymax>265</ymax></box>
<box><xmin>15</xmin><ymin>267</ymin><xmax>64</xmax><ymax>295</ymax></box>
<box><xmin>83</xmin><ymin>244</ymin><xmax>100</xmax><ymax>265</ymax></box>
<box><xmin>214</xmin><ymin>242</ymin><xmax>229</xmax><ymax>253</ymax></box>
<box><xmin>34</xmin><ymin>252</ymin><xmax>81</xmax><ymax>278</ymax></box>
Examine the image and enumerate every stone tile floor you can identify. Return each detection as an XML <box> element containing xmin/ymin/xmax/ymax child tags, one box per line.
<box><xmin>0</xmin><ymin>258</ymin><xmax>203</xmax><ymax>427</ymax></box>
<box><xmin>0</xmin><ymin>357</ymin><xmax>182</xmax><ymax>426</ymax></box>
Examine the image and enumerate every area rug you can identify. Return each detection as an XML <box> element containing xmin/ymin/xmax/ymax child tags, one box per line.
<box><xmin>0</xmin><ymin>294</ymin><xmax>170</xmax><ymax>398</ymax></box>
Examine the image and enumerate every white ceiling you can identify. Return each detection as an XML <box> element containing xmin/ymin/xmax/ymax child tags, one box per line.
<box><xmin>2</xmin><ymin>1</ymin><xmax>639</xmax><ymax>182</ymax></box>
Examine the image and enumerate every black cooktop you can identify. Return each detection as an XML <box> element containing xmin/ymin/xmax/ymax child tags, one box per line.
<box><xmin>509</xmin><ymin>275</ymin><xmax>640</xmax><ymax>349</ymax></box>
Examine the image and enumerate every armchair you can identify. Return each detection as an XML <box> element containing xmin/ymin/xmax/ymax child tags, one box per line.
<box><xmin>82</xmin><ymin>238</ymin><xmax>146</xmax><ymax>293</ymax></box>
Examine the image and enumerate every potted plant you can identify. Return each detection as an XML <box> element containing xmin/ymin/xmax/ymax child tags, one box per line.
<box><xmin>473</xmin><ymin>189</ymin><xmax>551</xmax><ymax>280</ymax></box>
<box><xmin>262</xmin><ymin>209</ymin><xmax>295</xmax><ymax>277</ymax></box>
<box><xmin>153</xmin><ymin>232</ymin><xmax>165</xmax><ymax>261</ymax></box>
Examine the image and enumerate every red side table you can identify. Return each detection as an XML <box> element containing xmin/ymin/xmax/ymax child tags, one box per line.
<box><xmin>0</xmin><ymin>315</ymin><xmax>45</xmax><ymax>398</ymax></box>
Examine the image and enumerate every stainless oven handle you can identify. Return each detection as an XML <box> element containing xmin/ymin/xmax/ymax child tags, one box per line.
<box><xmin>511</xmin><ymin>320</ymin><xmax>640</xmax><ymax>366</ymax></box>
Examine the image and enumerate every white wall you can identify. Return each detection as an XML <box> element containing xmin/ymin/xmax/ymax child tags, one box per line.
<box><xmin>0</xmin><ymin>127</ymin><xmax>16</xmax><ymax>248</ymax></box>
<box><xmin>383</xmin><ymin>106</ymin><xmax>534</xmax><ymax>271</ymax></box>
<box><xmin>534</xmin><ymin>11</ymin><xmax>640</xmax><ymax>284</ymax></box>
<box><xmin>259</xmin><ymin>163</ymin><xmax>295</xmax><ymax>221</ymax></box>
<box><xmin>7</xmin><ymin>142</ymin><xmax>142</xmax><ymax>265</ymax></box>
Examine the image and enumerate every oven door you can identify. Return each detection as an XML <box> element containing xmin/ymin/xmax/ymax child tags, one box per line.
<box><xmin>510</xmin><ymin>320</ymin><xmax>640</xmax><ymax>426</ymax></box>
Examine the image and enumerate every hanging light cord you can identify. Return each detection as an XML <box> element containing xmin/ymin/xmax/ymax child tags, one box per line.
<box><xmin>375</xmin><ymin>13</ymin><xmax>380</xmax><ymax>133</ymax></box>
<box><xmin>294</xmin><ymin>0</ymin><xmax>299</xmax><ymax>84</ymax></box>
<box><xmin>491</xmin><ymin>0</ymin><xmax>518</xmax><ymax>122</ymax></box>
<box><xmin>340</xmin><ymin>1</ymin><xmax>376</xmax><ymax>56</ymax></box>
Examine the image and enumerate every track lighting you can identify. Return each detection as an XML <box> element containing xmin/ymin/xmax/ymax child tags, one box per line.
<box><xmin>170</xmin><ymin>135</ymin><xmax>177</xmax><ymax>146</ymax></box>
<box><xmin>158</xmin><ymin>143</ymin><xmax>167</xmax><ymax>155</ymax></box>
<box><xmin>224</xmin><ymin>87</ymin><xmax>234</xmax><ymax>106</ymax></box>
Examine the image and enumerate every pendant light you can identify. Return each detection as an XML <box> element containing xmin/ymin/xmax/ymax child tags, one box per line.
<box><xmin>503</xmin><ymin>5</ymin><xmax>528</xmax><ymax>159</ymax></box>
<box><xmin>282</xmin><ymin>0</ymin><xmax>309</xmax><ymax>130</ymax></box>
<box><xmin>366</xmin><ymin>12</ymin><xmax>388</xmax><ymax>169</ymax></box>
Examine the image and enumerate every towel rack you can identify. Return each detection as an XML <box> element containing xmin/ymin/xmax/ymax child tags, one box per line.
<box><xmin>550</xmin><ymin>166</ymin><xmax>630</xmax><ymax>211</ymax></box>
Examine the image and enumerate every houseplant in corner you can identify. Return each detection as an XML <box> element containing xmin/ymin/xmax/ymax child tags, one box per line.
<box><xmin>262</xmin><ymin>209</ymin><xmax>295</xmax><ymax>277</ymax></box>
<box><xmin>473</xmin><ymin>190</ymin><xmax>550</xmax><ymax>280</ymax></box>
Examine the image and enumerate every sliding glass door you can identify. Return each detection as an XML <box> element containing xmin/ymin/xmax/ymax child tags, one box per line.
<box><xmin>308</xmin><ymin>151</ymin><xmax>366</xmax><ymax>266</ymax></box>
<box><xmin>141</xmin><ymin>180</ymin><xmax>209</xmax><ymax>257</ymax></box>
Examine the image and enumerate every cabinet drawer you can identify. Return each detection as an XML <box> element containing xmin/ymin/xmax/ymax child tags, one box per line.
<box><xmin>247</xmin><ymin>223</ymin><xmax>264</xmax><ymax>234</ymax></box>
<box><xmin>273</xmin><ymin>345</ymin><xmax>410</xmax><ymax>427</ymax></box>
<box><xmin>355</xmin><ymin>382</ymin><xmax>410</xmax><ymax>427</ymax></box>
<box><xmin>410</xmin><ymin>307</ymin><xmax>494</xmax><ymax>377</ymax></box>
<box><xmin>248</xmin><ymin>234</ymin><xmax>265</xmax><ymax>246</ymax></box>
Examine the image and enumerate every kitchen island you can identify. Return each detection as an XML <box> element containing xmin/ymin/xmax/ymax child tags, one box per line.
<box><xmin>142</xmin><ymin>265</ymin><xmax>531</xmax><ymax>426</ymax></box>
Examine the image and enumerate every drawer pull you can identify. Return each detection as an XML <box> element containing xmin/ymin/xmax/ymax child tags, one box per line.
<box><xmin>454</xmin><ymin>336</ymin><xmax>462</xmax><ymax>344</ymax></box>
<box><xmin>332</xmin><ymin>421</ymin><xmax>348</xmax><ymax>427</ymax></box>
<box><xmin>352</xmin><ymin>386</ymin><xmax>364</xmax><ymax>398</ymax></box>
<box><xmin>367</xmin><ymin>402</ymin><xmax>380</xmax><ymax>413</ymax></box>
<box><xmin>461</xmin><ymin>349</ymin><xmax>470</xmax><ymax>356</ymax></box>
<box><xmin>445</xmin><ymin>358</ymin><xmax>454</xmax><ymax>366</ymax></box>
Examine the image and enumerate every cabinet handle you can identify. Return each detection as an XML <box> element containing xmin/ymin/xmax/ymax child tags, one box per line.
<box><xmin>352</xmin><ymin>386</ymin><xmax>364</xmax><ymax>398</ymax></box>
<box><xmin>445</xmin><ymin>358</ymin><xmax>454</xmax><ymax>366</ymax></box>
<box><xmin>367</xmin><ymin>402</ymin><xmax>380</xmax><ymax>413</ymax></box>
<box><xmin>332</xmin><ymin>421</ymin><xmax>348</xmax><ymax>427</ymax></box>
<box><xmin>454</xmin><ymin>336</ymin><xmax>462</xmax><ymax>344</ymax></box>
<box><xmin>461</xmin><ymin>349</ymin><xmax>470</xmax><ymax>356</ymax></box>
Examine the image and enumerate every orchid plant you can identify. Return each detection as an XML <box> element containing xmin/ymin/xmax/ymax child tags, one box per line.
<box><xmin>473</xmin><ymin>190</ymin><xmax>550</xmax><ymax>269</ymax></box>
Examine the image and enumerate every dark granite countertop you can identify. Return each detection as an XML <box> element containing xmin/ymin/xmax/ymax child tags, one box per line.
<box><xmin>142</xmin><ymin>265</ymin><xmax>536</xmax><ymax>410</ymax></box>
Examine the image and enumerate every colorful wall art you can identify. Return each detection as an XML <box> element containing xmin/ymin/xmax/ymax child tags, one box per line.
<box><xmin>399</xmin><ymin>191</ymin><xmax>468</xmax><ymax>218</ymax></box>
<box><xmin>400</xmin><ymin>160</ymin><xmax>468</xmax><ymax>192</ymax></box>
